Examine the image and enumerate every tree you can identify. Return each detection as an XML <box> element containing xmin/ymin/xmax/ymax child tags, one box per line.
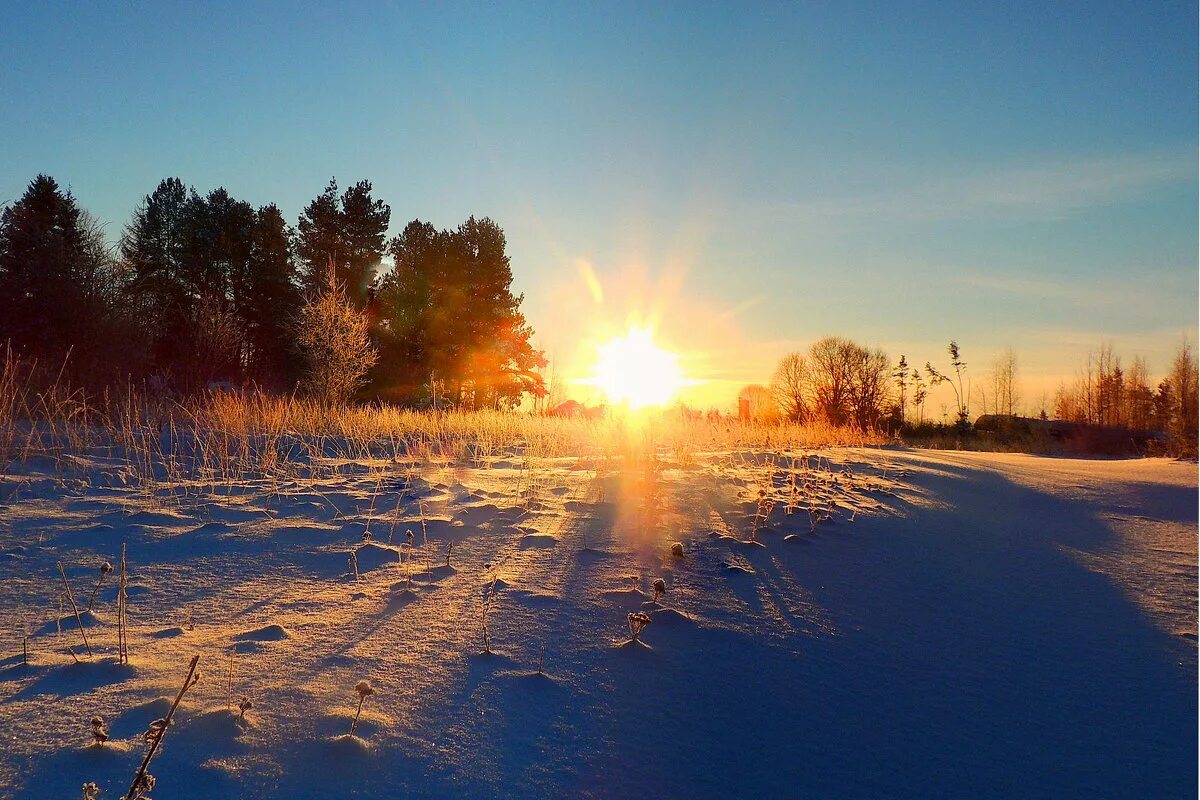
<box><xmin>241</xmin><ymin>204</ymin><xmax>301</xmax><ymax>385</ymax></box>
<box><xmin>0</xmin><ymin>175</ymin><xmax>126</xmax><ymax>379</ymax></box>
<box><xmin>124</xmin><ymin>180</ymin><xmax>300</xmax><ymax>388</ymax></box>
<box><xmin>912</xmin><ymin>369</ymin><xmax>928</xmax><ymax>424</ymax></box>
<box><xmin>122</xmin><ymin>178</ymin><xmax>200</xmax><ymax>379</ymax></box>
<box><xmin>1124</xmin><ymin>356</ymin><xmax>1155</xmax><ymax>430</ymax></box>
<box><xmin>892</xmin><ymin>355</ymin><xmax>909</xmax><ymax>422</ymax></box>
<box><xmin>927</xmin><ymin>341</ymin><xmax>969</xmax><ymax>426</ymax></box>
<box><xmin>770</xmin><ymin>353</ymin><xmax>808</xmax><ymax>421</ymax></box>
<box><xmin>807</xmin><ymin>336</ymin><xmax>859</xmax><ymax>425</ymax></box>
<box><xmin>122</xmin><ymin>178</ymin><xmax>193</xmax><ymax>326</ymax></box>
<box><xmin>295</xmin><ymin>259</ymin><xmax>378</xmax><ymax>404</ymax></box>
<box><xmin>1167</xmin><ymin>340</ymin><xmax>1198</xmax><ymax>457</ymax></box>
<box><xmin>847</xmin><ymin>346</ymin><xmax>891</xmax><ymax>429</ymax></box>
<box><xmin>738</xmin><ymin>384</ymin><xmax>777</xmax><ymax>423</ymax></box>
<box><xmin>375</xmin><ymin>216</ymin><xmax>546</xmax><ymax>407</ymax></box>
<box><xmin>1</xmin><ymin>175</ymin><xmax>93</xmax><ymax>357</ymax></box>
<box><xmin>296</xmin><ymin>178</ymin><xmax>390</xmax><ymax>308</ymax></box>
<box><xmin>990</xmin><ymin>347</ymin><xmax>1019</xmax><ymax>417</ymax></box>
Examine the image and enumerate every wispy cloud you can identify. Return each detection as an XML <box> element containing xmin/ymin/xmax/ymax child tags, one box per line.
<box><xmin>789</xmin><ymin>145</ymin><xmax>1196</xmax><ymax>224</ymax></box>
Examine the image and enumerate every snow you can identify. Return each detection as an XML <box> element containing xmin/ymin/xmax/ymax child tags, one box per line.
<box><xmin>0</xmin><ymin>447</ymin><xmax>1195</xmax><ymax>798</ymax></box>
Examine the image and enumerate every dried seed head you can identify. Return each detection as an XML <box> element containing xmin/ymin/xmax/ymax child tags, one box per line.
<box><xmin>100</xmin><ymin>562</ymin><xmax>113</xmax><ymax>574</ymax></box>
<box><xmin>355</xmin><ymin>680</ymin><xmax>374</xmax><ymax>698</ymax></box>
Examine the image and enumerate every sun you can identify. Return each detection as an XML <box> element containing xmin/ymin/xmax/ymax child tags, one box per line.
<box><xmin>587</xmin><ymin>325</ymin><xmax>686</xmax><ymax>409</ymax></box>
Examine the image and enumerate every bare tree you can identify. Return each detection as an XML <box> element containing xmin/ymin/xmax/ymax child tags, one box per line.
<box><xmin>912</xmin><ymin>369</ymin><xmax>928</xmax><ymax>424</ymax></box>
<box><xmin>769</xmin><ymin>353</ymin><xmax>808</xmax><ymax>422</ymax></box>
<box><xmin>1167</xmin><ymin>339</ymin><xmax>1198</xmax><ymax>456</ymax></box>
<box><xmin>990</xmin><ymin>347</ymin><xmax>1019</xmax><ymax>416</ymax></box>
<box><xmin>847</xmin><ymin>346</ymin><xmax>891</xmax><ymax>429</ymax></box>
<box><xmin>808</xmin><ymin>336</ymin><xmax>859</xmax><ymax>426</ymax></box>
<box><xmin>738</xmin><ymin>384</ymin><xmax>777</xmax><ymax>423</ymax></box>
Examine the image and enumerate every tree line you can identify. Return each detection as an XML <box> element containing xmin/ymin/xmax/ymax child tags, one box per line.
<box><xmin>742</xmin><ymin>337</ymin><xmax>1198</xmax><ymax>454</ymax></box>
<box><xmin>0</xmin><ymin>175</ymin><xmax>546</xmax><ymax>406</ymax></box>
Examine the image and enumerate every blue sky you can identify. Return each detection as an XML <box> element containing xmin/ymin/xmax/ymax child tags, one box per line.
<box><xmin>2</xmin><ymin>1</ymin><xmax>1196</xmax><ymax>407</ymax></box>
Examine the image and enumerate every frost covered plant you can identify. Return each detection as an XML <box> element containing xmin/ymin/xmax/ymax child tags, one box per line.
<box><xmin>237</xmin><ymin>697</ymin><xmax>253</xmax><ymax>720</ymax></box>
<box><xmin>125</xmin><ymin>655</ymin><xmax>200</xmax><ymax>800</ymax></box>
<box><xmin>651</xmin><ymin>578</ymin><xmax>666</xmax><ymax>604</ymax></box>
<box><xmin>143</xmin><ymin>718</ymin><xmax>169</xmax><ymax>746</ymax></box>
<box><xmin>627</xmin><ymin>612</ymin><xmax>652</xmax><ymax>642</ymax></box>
<box><xmin>349</xmin><ymin>679</ymin><xmax>374</xmax><ymax>736</ymax></box>
<box><xmin>129</xmin><ymin>773</ymin><xmax>154</xmax><ymax>800</ymax></box>
<box><xmin>480</xmin><ymin>561</ymin><xmax>508</xmax><ymax>654</ymax></box>
<box><xmin>90</xmin><ymin>716</ymin><xmax>109</xmax><ymax>746</ymax></box>
<box><xmin>86</xmin><ymin>562</ymin><xmax>113</xmax><ymax>612</ymax></box>
<box><xmin>82</xmin><ymin>782</ymin><xmax>100</xmax><ymax>800</ymax></box>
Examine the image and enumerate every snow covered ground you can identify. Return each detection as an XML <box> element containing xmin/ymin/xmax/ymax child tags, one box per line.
<box><xmin>0</xmin><ymin>447</ymin><xmax>1195</xmax><ymax>798</ymax></box>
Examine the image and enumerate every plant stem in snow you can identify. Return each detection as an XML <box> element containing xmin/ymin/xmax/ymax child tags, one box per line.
<box><xmin>117</xmin><ymin>544</ymin><xmax>128</xmax><ymax>664</ymax></box>
<box><xmin>57</xmin><ymin>562</ymin><xmax>92</xmax><ymax>657</ymax></box>
<box><xmin>86</xmin><ymin>562</ymin><xmax>113</xmax><ymax>612</ymax></box>
<box><xmin>124</xmin><ymin>654</ymin><xmax>200</xmax><ymax>800</ymax></box>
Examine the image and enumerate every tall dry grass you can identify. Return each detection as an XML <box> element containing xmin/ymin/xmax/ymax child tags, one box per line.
<box><xmin>0</xmin><ymin>351</ymin><xmax>885</xmax><ymax>496</ymax></box>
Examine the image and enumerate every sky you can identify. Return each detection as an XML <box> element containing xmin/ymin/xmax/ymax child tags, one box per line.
<box><xmin>2</xmin><ymin>1</ymin><xmax>1196</xmax><ymax>411</ymax></box>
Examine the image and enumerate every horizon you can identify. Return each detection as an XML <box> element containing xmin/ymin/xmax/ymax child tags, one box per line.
<box><xmin>2</xmin><ymin>2</ymin><xmax>1197</xmax><ymax>410</ymax></box>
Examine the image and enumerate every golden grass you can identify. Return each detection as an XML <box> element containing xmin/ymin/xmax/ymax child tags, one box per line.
<box><xmin>0</xmin><ymin>351</ymin><xmax>886</xmax><ymax>493</ymax></box>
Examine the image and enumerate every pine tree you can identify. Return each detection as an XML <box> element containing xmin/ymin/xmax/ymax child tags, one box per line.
<box><xmin>296</xmin><ymin>179</ymin><xmax>390</xmax><ymax>308</ymax></box>
<box><xmin>0</xmin><ymin>175</ymin><xmax>116</xmax><ymax>367</ymax></box>
<box><xmin>376</xmin><ymin>217</ymin><xmax>545</xmax><ymax>406</ymax></box>
<box><xmin>242</xmin><ymin>204</ymin><xmax>301</xmax><ymax>385</ymax></box>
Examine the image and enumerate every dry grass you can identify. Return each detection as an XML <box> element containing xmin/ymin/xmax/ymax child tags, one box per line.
<box><xmin>0</xmin><ymin>352</ymin><xmax>886</xmax><ymax>496</ymax></box>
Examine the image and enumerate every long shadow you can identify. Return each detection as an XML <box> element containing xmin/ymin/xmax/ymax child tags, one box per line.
<box><xmin>575</xmin><ymin>456</ymin><xmax>1197</xmax><ymax>799</ymax></box>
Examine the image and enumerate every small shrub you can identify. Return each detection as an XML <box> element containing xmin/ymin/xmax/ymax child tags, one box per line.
<box><xmin>90</xmin><ymin>716</ymin><xmax>109</xmax><ymax>746</ymax></box>
<box><xmin>627</xmin><ymin>611</ymin><xmax>652</xmax><ymax>642</ymax></box>
<box><xmin>237</xmin><ymin>697</ymin><xmax>252</xmax><ymax>720</ymax></box>
<box><xmin>295</xmin><ymin>258</ymin><xmax>378</xmax><ymax>405</ymax></box>
<box><xmin>670</xmin><ymin>542</ymin><xmax>684</xmax><ymax>558</ymax></box>
<box><xmin>651</xmin><ymin>578</ymin><xmax>666</xmax><ymax>604</ymax></box>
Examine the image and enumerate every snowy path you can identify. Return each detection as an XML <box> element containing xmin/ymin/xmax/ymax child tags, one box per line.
<box><xmin>0</xmin><ymin>449</ymin><xmax>1194</xmax><ymax>798</ymax></box>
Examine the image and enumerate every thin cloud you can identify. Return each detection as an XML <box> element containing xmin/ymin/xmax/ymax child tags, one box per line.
<box><xmin>790</xmin><ymin>146</ymin><xmax>1196</xmax><ymax>224</ymax></box>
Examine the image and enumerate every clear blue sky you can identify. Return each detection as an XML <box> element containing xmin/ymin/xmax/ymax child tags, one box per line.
<box><xmin>3</xmin><ymin>1</ymin><xmax>1196</xmax><ymax>407</ymax></box>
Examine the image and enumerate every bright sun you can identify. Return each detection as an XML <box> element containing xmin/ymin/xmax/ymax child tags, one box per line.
<box><xmin>587</xmin><ymin>325</ymin><xmax>686</xmax><ymax>409</ymax></box>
